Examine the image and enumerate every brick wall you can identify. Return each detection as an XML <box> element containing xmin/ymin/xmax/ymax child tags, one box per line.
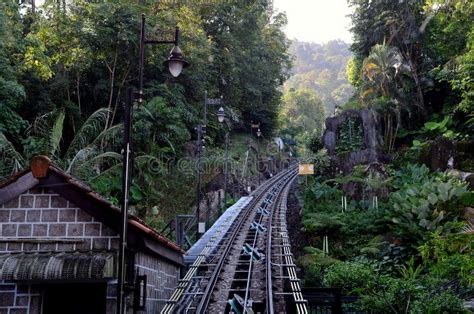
<box><xmin>0</xmin><ymin>188</ymin><xmax>119</xmax><ymax>253</ymax></box>
<box><xmin>0</xmin><ymin>283</ymin><xmax>40</xmax><ymax>314</ymax></box>
<box><xmin>134</xmin><ymin>252</ymin><xmax>180</xmax><ymax>313</ymax></box>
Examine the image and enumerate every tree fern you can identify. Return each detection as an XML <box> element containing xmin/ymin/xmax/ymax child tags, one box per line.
<box><xmin>64</xmin><ymin>108</ymin><xmax>111</xmax><ymax>161</ymax></box>
<box><xmin>0</xmin><ymin>132</ymin><xmax>25</xmax><ymax>177</ymax></box>
<box><xmin>49</xmin><ymin>109</ymin><xmax>65</xmax><ymax>158</ymax></box>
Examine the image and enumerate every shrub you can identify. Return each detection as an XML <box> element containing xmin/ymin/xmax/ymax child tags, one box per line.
<box><xmin>298</xmin><ymin>247</ymin><xmax>339</xmax><ymax>286</ymax></box>
<box><xmin>323</xmin><ymin>261</ymin><xmax>377</xmax><ymax>295</ymax></box>
<box><xmin>411</xmin><ymin>291</ymin><xmax>468</xmax><ymax>313</ymax></box>
<box><xmin>388</xmin><ymin>172</ymin><xmax>468</xmax><ymax>246</ymax></box>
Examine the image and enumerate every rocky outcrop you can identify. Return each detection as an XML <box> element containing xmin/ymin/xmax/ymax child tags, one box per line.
<box><xmin>323</xmin><ymin>109</ymin><xmax>387</xmax><ymax>173</ymax></box>
<box><xmin>342</xmin><ymin>162</ymin><xmax>391</xmax><ymax>201</ymax></box>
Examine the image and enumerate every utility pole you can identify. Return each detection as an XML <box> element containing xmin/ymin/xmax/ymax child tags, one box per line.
<box><xmin>256</xmin><ymin>128</ymin><xmax>261</xmax><ymax>185</ymax></box>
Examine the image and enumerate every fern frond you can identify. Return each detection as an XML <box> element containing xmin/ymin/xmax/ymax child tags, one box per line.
<box><xmin>64</xmin><ymin>108</ymin><xmax>111</xmax><ymax>160</ymax></box>
<box><xmin>459</xmin><ymin>222</ymin><xmax>474</xmax><ymax>235</ymax></box>
<box><xmin>50</xmin><ymin>110</ymin><xmax>65</xmax><ymax>158</ymax></box>
<box><xmin>89</xmin><ymin>123</ymin><xmax>123</xmax><ymax>150</ymax></box>
<box><xmin>65</xmin><ymin>147</ymin><xmax>97</xmax><ymax>173</ymax></box>
<box><xmin>0</xmin><ymin>133</ymin><xmax>25</xmax><ymax>175</ymax></box>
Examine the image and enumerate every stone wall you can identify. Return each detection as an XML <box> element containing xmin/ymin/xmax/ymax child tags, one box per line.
<box><xmin>0</xmin><ymin>283</ymin><xmax>40</xmax><ymax>314</ymax></box>
<box><xmin>134</xmin><ymin>252</ymin><xmax>180</xmax><ymax>313</ymax></box>
<box><xmin>0</xmin><ymin>188</ymin><xmax>120</xmax><ymax>253</ymax></box>
<box><xmin>323</xmin><ymin>109</ymin><xmax>387</xmax><ymax>173</ymax></box>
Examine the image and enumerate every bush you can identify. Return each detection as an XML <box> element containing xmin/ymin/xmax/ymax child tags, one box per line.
<box><xmin>301</xmin><ymin>181</ymin><xmax>342</xmax><ymax>216</ymax></box>
<box><xmin>323</xmin><ymin>261</ymin><xmax>377</xmax><ymax>295</ymax></box>
<box><xmin>388</xmin><ymin>170</ymin><xmax>468</xmax><ymax>246</ymax></box>
<box><xmin>298</xmin><ymin>247</ymin><xmax>339</xmax><ymax>286</ymax></box>
<box><xmin>358</xmin><ymin>276</ymin><xmax>423</xmax><ymax>313</ymax></box>
<box><xmin>411</xmin><ymin>291</ymin><xmax>468</xmax><ymax>313</ymax></box>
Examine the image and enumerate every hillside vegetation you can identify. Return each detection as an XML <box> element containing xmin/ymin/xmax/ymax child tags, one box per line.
<box><xmin>295</xmin><ymin>0</ymin><xmax>474</xmax><ymax>312</ymax></box>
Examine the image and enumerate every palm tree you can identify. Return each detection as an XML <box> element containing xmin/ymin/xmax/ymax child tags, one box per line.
<box><xmin>360</xmin><ymin>43</ymin><xmax>407</xmax><ymax>153</ymax></box>
<box><xmin>360</xmin><ymin>43</ymin><xmax>403</xmax><ymax>99</ymax></box>
<box><xmin>0</xmin><ymin>108</ymin><xmax>122</xmax><ymax>180</ymax></box>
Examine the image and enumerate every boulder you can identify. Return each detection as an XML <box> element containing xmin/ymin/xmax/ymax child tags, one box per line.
<box><xmin>322</xmin><ymin>109</ymin><xmax>387</xmax><ymax>174</ymax></box>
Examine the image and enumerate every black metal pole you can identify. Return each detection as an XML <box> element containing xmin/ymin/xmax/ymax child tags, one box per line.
<box><xmin>195</xmin><ymin>124</ymin><xmax>202</xmax><ymax>240</ymax></box>
<box><xmin>257</xmin><ymin>136</ymin><xmax>260</xmax><ymax>185</ymax></box>
<box><xmin>203</xmin><ymin>90</ymin><xmax>208</xmax><ymax>125</ymax></box>
<box><xmin>222</xmin><ymin>132</ymin><xmax>229</xmax><ymax>213</ymax></box>
<box><xmin>247</xmin><ymin>123</ymin><xmax>252</xmax><ymax>193</ymax></box>
<box><xmin>138</xmin><ymin>13</ymin><xmax>145</xmax><ymax>104</ymax></box>
<box><xmin>117</xmin><ymin>88</ymin><xmax>133</xmax><ymax>314</ymax></box>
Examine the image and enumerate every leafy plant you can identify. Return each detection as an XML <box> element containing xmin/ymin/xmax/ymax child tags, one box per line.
<box><xmin>298</xmin><ymin>246</ymin><xmax>339</xmax><ymax>286</ymax></box>
<box><xmin>335</xmin><ymin>117</ymin><xmax>364</xmax><ymax>154</ymax></box>
<box><xmin>323</xmin><ymin>261</ymin><xmax>377</xmax><ymax>295</ymax></box>
<box><xmin>411</xmin><ymin>291</ymin><xmax>468</xmax><ymax>314</ymax></box>
<box><xmin>389</xmin><ymin>173</ymin><xmax>468</xmax><ymax>243</ymax></box>
<box><xmin>302</xmin><ymin>212</ymin><xmax>345</xmax><ymax>234</ymax></box>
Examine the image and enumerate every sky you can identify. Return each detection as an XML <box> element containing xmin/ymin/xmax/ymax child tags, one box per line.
<box><xmin>34</xmin><ymin>0</ymin><xmax>353</xmax><ymax>44</ymax></box>
<box><xmin>273</xmin><ymin>0</ymin><xmax>354</xmax><ymax>44</ymax></box>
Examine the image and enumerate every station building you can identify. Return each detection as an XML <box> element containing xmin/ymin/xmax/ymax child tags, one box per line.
<box><xmin>0</xmin><ymin>156</ymin><xmax>184</xmax><ymax>314</ymax></box>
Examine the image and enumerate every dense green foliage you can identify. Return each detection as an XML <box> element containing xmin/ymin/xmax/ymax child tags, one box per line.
<box><xmin>278</xmin><ymin>89</ymin><xmax>325</xmax><ymax>150</ymax></box>
<box><xmin>298</xmin><ymin>164</ymin><xmax>473</xmax><ymax>312</ymax></box>
<box><xmin>295</xmin><ymin>1</ymin><xmax>474</xmax><ymax>311</ymax></box>
<box><xmin>0</xmin><ymin>0</ymin><xmax>291</xmax><ymax>228</ymax></box>
<box><xmin>344</xmin><ymin>0</ymin><xmax>474</xmax><ymax>153</ymax></box>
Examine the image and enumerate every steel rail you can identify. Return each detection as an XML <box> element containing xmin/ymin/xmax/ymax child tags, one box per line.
<box><xmin>195</xmin><ymin>168</ymin><xmax>296</xmax><ymax>313</ymax></box>
<box><xmin>240</xmin><ymin>173</ymin><xmax>295</xmax><ymax>313</ymax></box>
<box><xmin>162</xmin><ymin>167</ymin><xmax>295</xmax><ymax>313</ymax></box>
<box><xmin>268</xmin><ymin>175</ymin><xmax>308</xmax><ymax>314</ymax></box>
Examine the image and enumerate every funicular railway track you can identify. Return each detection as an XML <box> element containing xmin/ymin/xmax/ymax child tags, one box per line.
<box><xmin>162</xmin><ymin>166</ymin><xmax>308</xmax><ymax>314</ymax></box>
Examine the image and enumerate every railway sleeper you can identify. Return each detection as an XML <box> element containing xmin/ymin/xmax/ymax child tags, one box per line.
<box><xmin>226</xmin><ymin>294</ymin><xmax>265</xmax><ymax>314</ymax></box>
<box><xmin>242</xmin><ymin>243</ymin><xmax>264</xmax><ymax>261</ymax></box>
<box><xmin>250</xmin><ymin>221</ymin><xmax>267</xmax><ymax>232</ymax></box>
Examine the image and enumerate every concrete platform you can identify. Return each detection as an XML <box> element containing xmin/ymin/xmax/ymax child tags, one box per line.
<box><xmin>184</xmin><ymin>196</ymin><xmax>253</xmax><ymax>264</ymax></box>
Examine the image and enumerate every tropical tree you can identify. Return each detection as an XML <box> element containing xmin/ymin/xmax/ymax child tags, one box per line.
<box><xmin>0</xmin><ymin>108</ymin><xmax>122</xmax><ymax>180</ymax></box>
<box><xmin>360</xmin><ymin>43</ymin><xmax>403</xmax><ymax>99</ymax></box>
<box><xmin>349</xmin><ymin>0</ymin><xmax>428</xmax><ymax>115</ymax></box>
<box><xmin>359</xmin><ymin>43</ymin><xmax>407</xmax><ymax>153</ymax></box>
<box><xmin>0</xmin><ymin>1</ymin><xmax>27</xmax><ymax>140</ymax></box>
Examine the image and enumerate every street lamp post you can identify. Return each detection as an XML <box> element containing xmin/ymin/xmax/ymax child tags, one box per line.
<box><xmin>256</xmin><ymin>128</ymin><xmax>261</xmax><ymax>185</ymax></box>
<box><xmin>117</xmin><ymin>13</ymin><xmax>189</xmax><ymax>314</ymax></box>
<box><xmin>246</xmin><ymin>122</ymin><xmax>260</xmax><ymax>192</ymax></box>
<box><xmin>195</xmin><ymin>92</ymin><xmax>224</xmax><ymax>239</ymax></box>
<box><xmin>217</xmin><ymin>106</ymin><xmax>228</xmax><ymax>214</ymax></box>
<box><xmin>194</xmin><ymin>123</ymin><xmax>204</xmax><ymax>239</ymax></box>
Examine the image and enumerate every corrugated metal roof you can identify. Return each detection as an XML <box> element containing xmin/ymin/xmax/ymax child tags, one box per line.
<box><xmin>0</xmin><ymin>252</ymin><xmax>115</xmax><ymax>281</ymax></box>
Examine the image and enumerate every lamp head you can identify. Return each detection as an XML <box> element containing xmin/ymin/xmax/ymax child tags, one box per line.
<box><xmin>217</xmin><ymin>106</ymin><xmax>225</xmax><ymax>123</ymax></box>
<box><xmin>163</xmin><ymin>45</ymin><xmax>190</xmax><ymax>77</ymax></box>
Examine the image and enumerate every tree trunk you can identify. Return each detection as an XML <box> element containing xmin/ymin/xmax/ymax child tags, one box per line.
<box><xmin>76</xmin><ymin>72</ymin><xmax>81</xmax><ymax>114</ymax></box>
<box><xmin>407</xmin><ymin>57</ymin><xmax>425</xmax><ymax>116</ymax></box>
<box><xmin>110</xmin><ymin>66</ymin><xmax>130</xmax><ymax>129</ymax></box>
<box><xmin>105</xmin><ymin>49</ymin><xmax>118</xmax><ymax>130</ymax></box>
